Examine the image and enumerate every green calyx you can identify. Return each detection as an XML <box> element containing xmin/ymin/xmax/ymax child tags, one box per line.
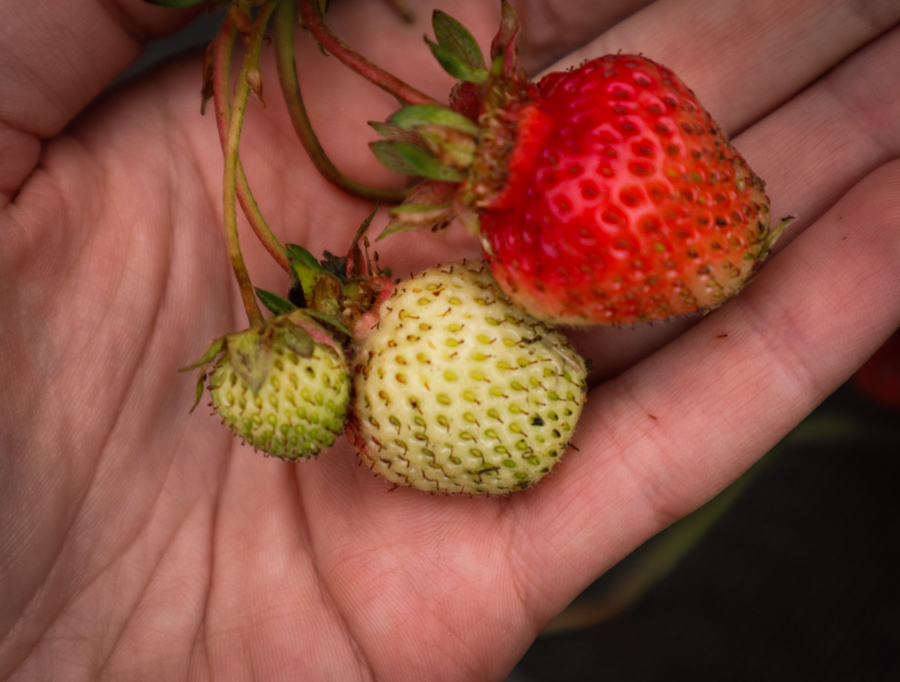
<box><xmin>425</xmin><ymin>1</ymin><xmax>520</xmax><ymax>84</ymax></box>
<box><xmin>182</xmin><ymin>310</ymin><xmax>338</xmax><ymax>412</ymax></box>
<box><xmin>275</xmin><ymin>208</ymin><xmax>391</xmax><ymax>331</ymax></box>
<box><xmin>369</xmin><ymin>1</ymin><xmax>526</xmax><ymax>238</ymax></box>
<box><xmin>369</xmin><ymin>105</ymin><xmax>480</xmax><ymax>187</ymax></box>
<box><xmin>183</xmin><ymin>209</ymin><xmax>391</xmax><ymax>412</ymax></box>
<box><xmin>426</xmin><ymin>9</ymin><xmax>489</xmax><ymax>85</ymax></box>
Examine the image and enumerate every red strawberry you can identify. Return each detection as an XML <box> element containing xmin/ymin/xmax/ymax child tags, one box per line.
<box><xmin>370</xmin><ymin>2</ymin><xmax>787</xmax><ymax>325</ymax></box>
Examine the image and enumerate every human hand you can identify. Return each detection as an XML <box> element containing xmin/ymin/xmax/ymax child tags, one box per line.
<box><xmin>1</xmin><ymin>1</ymin><xmax>898</xmax><ymax>680</ymax></box>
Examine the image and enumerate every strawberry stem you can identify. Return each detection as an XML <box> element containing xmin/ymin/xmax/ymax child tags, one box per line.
<box><xmin>221</xmin><ymin>0</ymin><xmax>278</xmax><ymax>328</ymax></box>
<box><xmin>213</xmin><ymin>6</ymin><xmax>291</xmax><ymax>274</ymax></box>
<box><xmin>274</xmin><ymin>0</ymin><xmax>410</xmax><ymax>203</ymax></box>
<box><xmin>297</xmin><ymin>0</ymin><xmax>442</xmax><ymax>107</ymax></box>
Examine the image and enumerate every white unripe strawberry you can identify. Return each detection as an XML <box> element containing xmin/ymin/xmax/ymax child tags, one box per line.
<box><xmin>188</xmin><ymin>311</ymin><xmax>350</xmax><ymax>460</ymax></box>
<box><xmin>346</xmin><ymin>260</ymin><xmax>587</xmax><ymax>494</ymax></box>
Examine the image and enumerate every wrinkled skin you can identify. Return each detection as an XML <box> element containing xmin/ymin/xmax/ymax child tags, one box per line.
<box><xmin>1</xmin><ymin>1</ymin><xmax>899</xmax><ymax>680</ymax></box>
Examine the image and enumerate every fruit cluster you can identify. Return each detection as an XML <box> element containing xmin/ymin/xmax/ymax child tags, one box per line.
<box><xmin>166</xmin><ymin>0</ymin><xmax>785</xmax><ymax>495</ymax></box>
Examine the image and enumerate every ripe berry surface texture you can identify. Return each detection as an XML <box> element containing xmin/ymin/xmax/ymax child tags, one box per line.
<box><xmin>475</xmin><ymin>55</ymin><xmax>774</xmax><ymax>325</ymax></box>
<box><xmin>347</xmin><ymin>261</ymin><xmax>587</xmax><ymax>495</ymax></box>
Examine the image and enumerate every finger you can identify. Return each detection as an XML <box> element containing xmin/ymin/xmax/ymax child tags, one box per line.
<box><xmin>744</xmin><ymin>23</ymin><xmax>900</xmax><ymax>241</ymax></box>
<box><xmin>515</xmin><ymin>0</ymin><xmax>657</xmax><ymax>74</ymax></box>
<box><xmin>0</xmin><ymin>0</ymin><xmax>195</xmax><ymax>199</ymax></box>
<box><xmin>512</xmin><ymin>157</ymin><xmax>900</xmax><ymax>626</ymax></box>
<box><xmin>550</xmin><ymin>0</ymin><xmax>900</xmax><ymax>134</ymax></box>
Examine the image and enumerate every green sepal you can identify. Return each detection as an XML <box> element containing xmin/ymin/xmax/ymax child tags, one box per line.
<box><xmin>388</xmin><ymin>105</ymin><xmax>479</xmax><ymax>136</ymax></box>
<box><xmin>759</xmin><ymin>215</ymin><xmax>795</xmax><ymax>260</ymax></box>
<box><xmin>180</xmin><ymin>336</ymin><xmax>226</xmax><ymax>413</ymax></box>
<box><xmin>369</xmin><ymin>140</ymin><xmax>432</xmax><ymax>176</ymax></box>
<box><xmin>346</xmin><ymin>205</ymin><xmax>378</xmax><ymax>275</ymax></box>
<box><xmin>256</xmin><ymin>288</ymin><xmax>298</xmax><ymax>316</ymax></box>
<box><xmin>377</xmin><ymin>180</ymin><xmax>457</xmax><ymax>238</ymax></box>
<box><xmin>287</xmin><ymin>243</ymin><xmax>328</xmax><ymax>277</ymax></box>
<box><xmin>426</xmin><ymin>39</ymin><xmax>489</xmax><ymax>85</ymax></box>
<box><xmin>181</xmin><ymin>336</ymin><xmax>226</xmax><ymax>372</ymax></box>
<box><xmin>417</xmin><ymin>126</ymin><xmax>476</xmax><ymax>170</ymax></box>
<box><xmin>431</xmin><ymin>9</ymin><xmax>486</xmax><ymax>72</ymax></box>
<box><xmin>352</xmin><ymin>205</ymin><xmax>379</xmax><ymax>245</ymax></box>
<box><xmin>279</xmin><ymin>323</ymin><xmax>315</xmax><ymax>359</ymax></box>
<box><xmin>286</xmin><ymin>244</ymin><xmax>344</xmax><ymax>316</ymax></box>
<box><xmin>369</xmin><ymin>121</ymin><xmax>424</xmax><ymax>145</ymax></box>
<box><xmin>226</xmin><ymin>328</ymin><xmax>274</xmax><ymax>394</ymax></box>
<box><xmin>380</xmin><ymin>203</ymin><xmax>455</xmax><ymax>237</ymax></box>
<box><xmin>369</xmin><ymin>140</ymin><xmax>464</xmax><ymax>181</ymax></box>
<box><xmin>305</xmin><ymin>309</ymin><xmax>353</xmax><ymax>338</ymax></box>
<box><xmin>346</xmin><ymin>206</ymin><xmax>392</xmax><ymax>282</ymax></box>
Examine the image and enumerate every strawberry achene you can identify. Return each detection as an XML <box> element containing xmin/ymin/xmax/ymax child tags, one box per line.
<box><xmin>477</xmin><ymin>55</ymin><xmax>773</xmax><ymax>325</ymax></box>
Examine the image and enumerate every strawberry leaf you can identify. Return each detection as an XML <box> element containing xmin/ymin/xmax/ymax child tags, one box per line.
<box><xmin>432</xmin><ymin>10</ymin><xmax>486</xmax><ymax>71</ymax></box>
<box><xmin>370</xmin><ymin>140</ymin><xmax>464</xmax><ymax>181</ymax></box>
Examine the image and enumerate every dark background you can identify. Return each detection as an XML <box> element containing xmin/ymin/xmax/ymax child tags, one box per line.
<box><xmin>512</xmin><ymin>381</ymin><xmax>899</xmax><ymax>682</ymax></box>
<box><xmin>125</xmin><ymin>11</ymin><xmax>900</xmax><ymax>682</ymax></box>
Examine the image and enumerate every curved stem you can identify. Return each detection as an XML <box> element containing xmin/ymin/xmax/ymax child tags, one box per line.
<box><xmin>213</xmin><ymin>8</ymin><xmax>290</xmax><ymax>274</ymax></box>
<box><xmin>274</xmin><ymin>0</ymin><xmax>410</xmax><ymax>203</ymax></box>
<box><xmin>297</xmin><ymin>0</ymin><xmax>442</xmax><ymax>107</ymax></box>
<box><xmin>222</xmin><ymin>1</ymin><xmax>278</xmax><ymax>328</ymax></box>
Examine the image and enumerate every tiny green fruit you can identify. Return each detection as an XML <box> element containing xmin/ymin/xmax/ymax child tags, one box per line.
<box><xmin>187</xmin><ymin>311</ymin><xmax>350</xmax><ymax>459</ymax></box>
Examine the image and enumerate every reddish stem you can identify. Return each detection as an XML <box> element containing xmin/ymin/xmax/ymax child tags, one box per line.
<box><xmin>212</xmin><ymin>10</ymin><xmax>291</xmax><ymax>274</ymax></box>
<box><xmin>297</xmin><ymin>0</ymin><xmax>442</xmax><ymax>107</ymax></box>
<box><xmin>274</xmin><ymin>0</ymin><xmax>410</xmax><ymax>203</ymax></box>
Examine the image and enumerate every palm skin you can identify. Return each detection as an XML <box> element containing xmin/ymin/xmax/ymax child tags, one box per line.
<box><xmin>1</xmin><ymin>1</ymin><xmax>899</xmax><ymax>680</ymax></box>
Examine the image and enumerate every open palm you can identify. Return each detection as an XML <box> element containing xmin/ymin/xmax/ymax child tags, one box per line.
<box><xmin>2</xmin><ymin>1</ymin><xmax>899</xmax><ymax>680</ymax></box>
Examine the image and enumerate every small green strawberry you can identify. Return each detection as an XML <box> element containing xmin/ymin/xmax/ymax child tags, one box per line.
<box><xmin>346</xmin><ymin>260</ymin><xmax>588</xmax><ymax>495</ymax></box>
<box><xmin>186</xmin><ymin>311</ymin><xmax>351</xmax><ymax>460</ymax></box>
